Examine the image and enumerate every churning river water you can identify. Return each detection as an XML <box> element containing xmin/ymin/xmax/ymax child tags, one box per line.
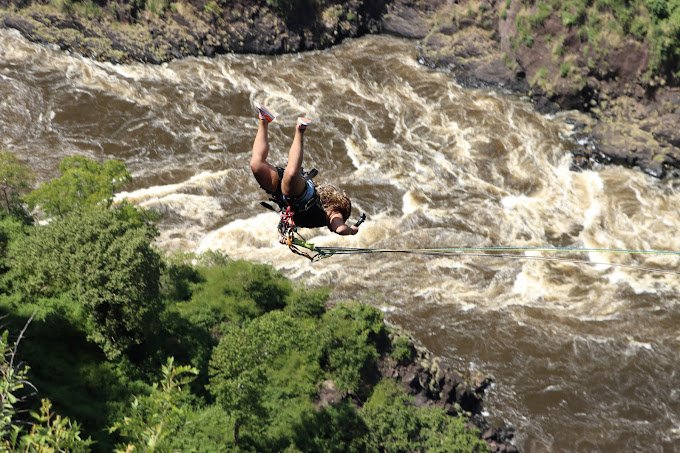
<box><xmin>2</xmin><ymin>27</ymin><xmax>680</xmax><ymax>452</ymax></box>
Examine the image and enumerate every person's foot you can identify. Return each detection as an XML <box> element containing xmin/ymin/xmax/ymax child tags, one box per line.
<box><xmin>256</xmin><ymin>103</ymin><xmax>276</xmax><ymax>123</ymax></box>
<box><xmin>297</xmin><ymin>117</ymin><xmax>312</xmax><ymax>131</ymax></box>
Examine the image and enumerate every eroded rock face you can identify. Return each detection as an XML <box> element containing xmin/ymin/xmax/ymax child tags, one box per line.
<box><xmin>0</xmin><ymin>0</ymin><xmax>387</xmax><ymax>63</ymax></box>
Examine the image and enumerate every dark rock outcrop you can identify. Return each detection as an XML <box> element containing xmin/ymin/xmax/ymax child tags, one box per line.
<box><xmin>377</xmin><ymin>333</ymin><xmax>518</xmax><ymax>453</ymax></box>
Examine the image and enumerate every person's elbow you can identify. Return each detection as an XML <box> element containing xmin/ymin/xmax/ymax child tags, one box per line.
<box><xmin>333</xmin><ymin>224</ymin><xmax>358</xmax><ymax>235</ymax></box>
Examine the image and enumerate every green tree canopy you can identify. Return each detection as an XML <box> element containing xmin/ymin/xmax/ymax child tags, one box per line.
<box><xmin>208</xmin><ymin>311</ymin><xmax>322</xmax><ymax>447</ymax></box>
<box><xmin>320</xmin><ymin>301</ymin><xmax>386</xmax><ymax>395</ymax></box>
<box><xmin>362</xmin><ymin>380</ymin><xmax>489</xmax><ymax>453</ymax></box>
<box><xmin>7</xmin><ymin>206</ymin><xmax>162</xmax><ymax>359</ymax></box>
<box><xmin>26</xmin><ymin>155</ymin><xmax>130</xmax><ymax>217</ymax></box>
<box><xmin>0</xmin><ymin>151</ymin><xmax>34</xmax><ymax>217</ymax></box>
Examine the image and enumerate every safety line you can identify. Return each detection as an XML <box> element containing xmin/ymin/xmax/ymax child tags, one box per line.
<box><xmin>314</xmin><ymin>245</ymin><xmax>680</xmax><ymax>256</ymax></box>
<box><xmin>309</xmin><ymin>246</ymin><xmax>680</xmax><ymax>275</ymax></box>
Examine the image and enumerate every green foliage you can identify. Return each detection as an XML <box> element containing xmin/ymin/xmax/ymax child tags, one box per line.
<box><xmin>280</xmin><ymin>400</ymin><xmax>372</xmax><ymax>453</ymax></box>
<box><xmin>25</xmin><ymin>156</ymin><xmax>130</xmax><ymax>217</ymax></box>
<box><xmin>70</xmin><ymin>0</ymin><xmax>105</xmax><ymax>19</ymax></box>
<box><xmin>0</xmin><ymin>328</ymin><xmax>27</xmax><ymax>442</ymax></box>
<box><xmin>362</xmin><ymin>380</ymin><xmax>488</xmax><ymax>453</ymax></box>
<box><xmin>559</xmin><ymin>0</ymin><xmax>587</xmax><ymax>27</ymax></box>
<box><xmin>0</xmin><ymin>299</ymin><xmax>149</xmax><ymax>451</ymax></box>
<box><xmin>111</xmin><ymin>357</ymin><xmax>199</xmax><ymax>452</ymax></box>
<box><xmin>7</xmin><ymin>399</ymin><xmax>93</xmax><ymax>452</ymax></box>
<box><xmin>165</xmin><ymin>404</ymin><xmax>233</xmax><ymax>452</ymax></box>
<box><xmin>0</xmin><ymin>216</ymin><xmax>25</xmax><ymax>285</ymax></box>
<box><xmin>320</xmin><ymin>302</ymin><xmax>386</xmax><ymax>395</ymax></box>
<box><xmin>514</xmin><ymin>14</ymin><xmax>534</xmax><ymax>48</ymax></box>
<box><xmin>419</xmin><ymin>408</ymin><xmax>489</xmax><ymax>453</ymax></box>
<box><xmin>183</xmin><ymin>259</ymin><xmax>293</xmax><ymax>329</ymax></box>
<box><xmin>390</xmin><ymin>335</ymin><xmax>416</xmax><ymax>365</ymax></box>
<box><xmin>362</xmin><ymin>380</ymin><xmax>420</xmax><ymax>452</ymax></box>
<box><xmin>560</xmin><ymin>60</ymin><xmax>572</xmax><ymax>77</ymax></box>
<box><xmin>208</xmin><ymin>311</ymin><xmax>322</xmax><ymax>446</ymax></box>
<box><xmin>0</xmin><ymin>324</ymin><xmax>93</xmax><ymax>452</ymax></box>
<box><xmin>518</xmin><ymin>0</ymin><xmax>680</xmax><ymax>81</ymax></box>
<box><xmin>7</xmin><ymin>206</ymin><xmax>162</xmax><ymax>359</ymax></box>
<box><xmin>529</xmin><ymin>2</ymin><xmax>552</xmax><ymax>27</ymax></box>
<box><xmin>647</xmin><ymin>0</ymin><xmax>671</xmax><ymax>18</ymax></box>
<box><xmin>203</xmin><ymin>0</ymin><xmax>220</xmax><ymax>15</ymax></box>
<box><xmin>0</xmin><ymin>151</ymin><xmax>34</xmax><ymax>219</ymax></box>
<box><xmin>284</xmin><ymin>286</ymin><xmax>328</xmax><ymax>319</ymax></box>
<box><xmin>145</xmin><ymin>0</ymin><xmax>169</xmax><ymax>15</ymax></box>
<box><xmin>160</xmin><ymin>255</ymin><xmax>202</xmax><ymax>303</ymax></box>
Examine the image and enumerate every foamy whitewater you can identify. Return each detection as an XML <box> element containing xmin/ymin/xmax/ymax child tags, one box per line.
<box><xmin>2</xmin><ymin>28</ymin><xmax>680</xmax><ymax>451</ymax></box>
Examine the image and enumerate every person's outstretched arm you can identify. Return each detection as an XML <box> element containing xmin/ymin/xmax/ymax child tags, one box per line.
<box><xmin>329</xmin><ymin>213</ymin><xmax>359</xmax><ymax>235</ymax></box>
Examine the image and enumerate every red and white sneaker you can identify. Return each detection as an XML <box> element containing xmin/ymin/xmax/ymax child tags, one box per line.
<box><xmin>297</xmin><ymin>117</ymin><xmax>312</xmax><ymax>130</ymax></box>
<box><xmin>256</xmin><ymin>103</ymin><xmax>276</xmax><ymax>123</ymax></box>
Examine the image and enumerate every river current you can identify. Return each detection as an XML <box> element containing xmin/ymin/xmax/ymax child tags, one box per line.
<box><xmin>2</xmin><ymin>28</ymin><xmax>680</xmax><ymax>451</ymax></box>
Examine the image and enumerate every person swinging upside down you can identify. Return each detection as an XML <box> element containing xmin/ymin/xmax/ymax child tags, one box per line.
<box><xmin>249</xmin><ymin>104</ymin><xmax>361</xmax><ymax>236</ymax></box>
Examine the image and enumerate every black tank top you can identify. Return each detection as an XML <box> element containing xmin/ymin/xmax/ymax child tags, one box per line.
<box><xmin>293</xmin><ymin>198</ymin><xmax>328</xmax><ymax>228</ymax></box>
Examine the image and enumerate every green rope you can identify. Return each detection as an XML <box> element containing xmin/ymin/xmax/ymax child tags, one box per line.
<box><xmin>307</xmin><ymin>245</ymin><xmax>680</xmax><ymax>275</ymax></box>
<box><xmin>314</xmin><ymin>245</ymin><xmax>680</xmax><ymax>256</ymax></box>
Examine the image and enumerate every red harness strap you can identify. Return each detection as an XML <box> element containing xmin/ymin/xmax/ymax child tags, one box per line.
<box><xmin>278</xmin><ymin>206</ymin><xmax>297</xmax><ymax>246</ymax></box>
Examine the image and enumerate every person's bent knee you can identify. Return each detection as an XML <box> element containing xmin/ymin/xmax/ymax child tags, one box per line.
<box><xmin>250</xmin><ymin>159</ymin><xmax>266</xmax><ymax>175</ymax></box>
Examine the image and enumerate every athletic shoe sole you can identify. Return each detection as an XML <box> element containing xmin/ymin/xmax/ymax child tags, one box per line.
<box><xmin>297</xmin><ymin>117</ymin><xmax>312</xmax><ymax>128</ymax></box>
<box><xmin>256</xmin><ymin>103</ymin><xmax>276</xmax><ymax>123</ymax></box>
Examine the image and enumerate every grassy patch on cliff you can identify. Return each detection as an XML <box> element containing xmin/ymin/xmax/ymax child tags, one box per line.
<box><xmin>511</xmin><ymin>0</ymin><xmax>680</xmax><ymax>87</ymax></box>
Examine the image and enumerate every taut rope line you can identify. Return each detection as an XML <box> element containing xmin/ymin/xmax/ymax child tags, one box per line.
<box><xmin>297</xmin><ymin>244</ymin><xmax>680</xmax><ymax>276</ymax></box>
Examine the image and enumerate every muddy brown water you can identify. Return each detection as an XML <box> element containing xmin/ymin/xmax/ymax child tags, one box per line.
<box><xmin>2</xmin><ymin>28</ymin><xmax>680</xmax><ymax>452</ymax></box>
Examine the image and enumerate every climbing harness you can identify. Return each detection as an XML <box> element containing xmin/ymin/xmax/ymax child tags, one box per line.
<box><xmin>277</xmin><ymin>205</ymin><xmax>320</xmax><ymax>260</ymax></box>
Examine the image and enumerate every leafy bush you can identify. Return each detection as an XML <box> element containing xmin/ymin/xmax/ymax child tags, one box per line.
<box><xmin>184</xmin><ymin>260</ymin><xmax>292</xmax><ymax>329</ymax></box>
<box><xmin>320</xmin><ymin>302</ymin><xmax>386</xmax><ymax>395</ymax></box>
<box><xmin>418</xmin><ymin>408</ymin><xmax>489</xmax><ymax>453</ymax></box>
<box><xmin>0</xmin><ymin>151</ymin><xmax>34</xmax><ymax>219</ymax></box>
<box><xmin>0</xmin><ymin>215</ymin><xmax>25</xmax><ymax>284</ymax></box>
<box><xmin>390</xmin><ymin>335</ymin><xmax>416</xmax><ymax>365</ymax></box>
<box><xmin>25</xmin><ymin>156</ymin><xmax>130</xmax><ymax>217</ymax></box>
<box><xmin>111</xmin><ymin>357</ymin><xmax>199</xmax><ymax>451</ymax></box>
<box><xmin>208</xmin><ymin>311</ymin><xmax>322</xmax><ymax>448</ymax></box>
<box><xmin>362</xmin><ymin>380</ymin><xmax>488</xmax><ymax>453</ymax></box>
<box><xmin>361</xmin><ymin>380</ymin><xmax>421</xmax><ymax>452</ymax></box>
<box><xmin>7</xmin><ymin>206</ymin><xmax>163</xmax><ymax>359</ymax></box>
<box><xmin>647</xmin><ymin>0</ymin><xmax>670</xmax><ymax>18</ymax></box>
<box><xmin>284</xmin><ymin>286</ymin><xmax>328</xmax><ymax>319</ymax></box>
<box><xmin>0</xmin><ymin>325</ymin><xmax>93</xmax><ymax>452</ymax></box>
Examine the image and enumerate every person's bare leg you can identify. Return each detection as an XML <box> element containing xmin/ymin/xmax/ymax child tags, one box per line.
<box><xmin>282</xmin><ymin>120</ymin><xmax>309</xmax><ymax>198</ymax></box>
<box><xmin>250</xmin><ymin>118</ymin><xmax>279</xmax><ymax>193</ymax></box>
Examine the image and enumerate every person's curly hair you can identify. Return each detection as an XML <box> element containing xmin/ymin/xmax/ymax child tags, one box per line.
<box><xmin>318</xmin><ymin>185</ymin><xmax>351</xmax><ymax>221</ymax></box>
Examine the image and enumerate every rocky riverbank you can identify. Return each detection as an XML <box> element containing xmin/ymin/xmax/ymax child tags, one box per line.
<box><xmin>377</xmin><ymin>330</ymin><xmax>518</xmax><ymax>453</ymax></box>
<box><xmin>0</xmin><ymin>0</ymin><xmax>385</xmax><ymax>62</ymax></box>
<box><xmin>384</xmin><ymin>0</ymin><xmax>680</xmax><ymax>178</ymax></box>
